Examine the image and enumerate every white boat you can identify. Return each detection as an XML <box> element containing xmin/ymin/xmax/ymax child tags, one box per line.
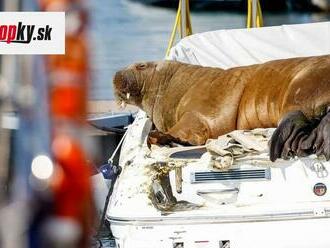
<box><xmin>106</xmin><ymin>22</ymin><xmax>330</xmax><ymax>248</ymax></box>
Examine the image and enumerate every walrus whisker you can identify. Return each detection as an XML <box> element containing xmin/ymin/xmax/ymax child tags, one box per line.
<box><xmin>120</xmin><ymin>101</ymin><xmax>127</xmax><ymax>109</ymax></box>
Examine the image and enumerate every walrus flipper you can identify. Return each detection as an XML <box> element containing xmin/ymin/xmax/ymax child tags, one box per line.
<box><xmin>300</xmin><ymin>111</ymin><xmax>330</xmax><ymax>160</ymax></box>
<box><xmin>269</xmin><ymin>111</ymin><xmax>315</xmax><ymax>162</ymax></box>
<box><xmin>148</xmin><ymin>130</ymin><xmax>191</xmax><ymax>147</ymax></box>
<box><xmin>148</xmin><ymin>130</ymin><xmax>175</xmax><ymax>146</ymax></box>
<box><xmin>167</xmin><ymin>112</ymin><xmax>210</xmax><ymax>146</ymax></box>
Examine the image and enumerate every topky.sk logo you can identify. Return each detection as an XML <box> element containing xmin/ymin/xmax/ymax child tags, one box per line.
<box><xmin>0</xmin><ymin>22</ymin><xmax>53</xmax><ymax>44</ymax></box>
<box><xmin>0</xmin><ymin>12</ymin><xmax>65</xmax><ymax>55</ymax></box>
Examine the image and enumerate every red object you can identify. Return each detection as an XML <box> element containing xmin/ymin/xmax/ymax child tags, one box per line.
<box><xmin>51</xmin><ymin>135</ymin><xmax>93</xmax><ymax>246</ymax></box>
<box><xmin>39</xmin><ymin>0</ymin><xmax>94</xmax><ymax>247</ymax></box>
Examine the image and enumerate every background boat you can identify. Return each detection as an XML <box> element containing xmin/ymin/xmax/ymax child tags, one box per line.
<box><xmin>311</xmin><ymin>0</ymin><xmax>330</xmax><ymax>10</ymax></box>
<box><xmin>288</xmin><ymin>0</ymin><xmax>325</xmax><ymax>10</ymax></box>
<box><xmin>129</xmin><ymin>0</ymin><xmax>243</xmax><ymax>11</ymax></box>
<box><xmin>128</xmin><ymin>0</ymin><xmax>329</xmax><ymax>11</ymax></box>
<box><xmin>128</xmin><ymin>0</ymin><xmax>287</xmax><ymax>11</ymax></box>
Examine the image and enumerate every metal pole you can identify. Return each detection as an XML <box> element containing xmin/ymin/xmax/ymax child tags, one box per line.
<box><xmin>3</xmin><ymin>0</ymin><xmax>20</xmax><ymax>10</ymax></box>
<box><xmin>1</xmin><ymin>0</ymin><xmax>20</xmax><ymax>88</ymax></box>
<box><xmin>0</xmin><ymin>0</ymin><xmax>20</xmax><ymax>205</ymax></box>
<box><xmin>181</xmin><ymin>0</ymin><xmax>186</xmax><ymax>38</ymax></box>
<box><xmin>252</xmin><ymin>0</ymin><xmax>257</xmax><ymax>28</ymax></box>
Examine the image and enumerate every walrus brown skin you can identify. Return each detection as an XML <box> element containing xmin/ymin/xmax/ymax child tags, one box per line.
<box><xmin>113</xmin><ymin>55</ymin><xmax>330</xmax><ymax>161</ymax></box>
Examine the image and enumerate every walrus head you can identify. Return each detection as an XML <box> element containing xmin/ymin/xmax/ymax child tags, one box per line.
<box><xmin>113</xmin><ymin>61</ymin><xmax>173</xmax><ymax>109</ymax></box>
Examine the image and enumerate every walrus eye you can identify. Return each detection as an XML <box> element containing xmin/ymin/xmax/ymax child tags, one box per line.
<box><xmin>136</xmin><ymin>63</ymin><xmax>147</xmax><ymax>70</ymax></box>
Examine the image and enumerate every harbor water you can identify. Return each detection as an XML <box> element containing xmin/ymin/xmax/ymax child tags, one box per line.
<box><xmin>88</xmin><ymin>0</ymin><xmax>330</xmax><ymax>100</ymax></box>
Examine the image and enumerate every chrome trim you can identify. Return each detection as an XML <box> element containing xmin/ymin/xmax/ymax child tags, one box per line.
<box><xmin>107</xmin><ymin>208</ymin><xmax>330</xmax><ymax>226</ymax></box>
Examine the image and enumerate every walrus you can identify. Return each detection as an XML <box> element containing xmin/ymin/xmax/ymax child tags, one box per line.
<box><xmin>113</xmin><ymin>55</ymin><xmax>330</xmax><ymax>161</ymax></box>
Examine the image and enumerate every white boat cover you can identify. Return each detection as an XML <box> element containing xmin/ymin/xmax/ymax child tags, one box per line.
<box><xmin>167</xmin><ymin>21</ymin><xmax>330</xmax><ymax>67</ymax></box>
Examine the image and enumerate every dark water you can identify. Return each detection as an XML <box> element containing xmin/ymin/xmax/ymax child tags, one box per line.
<box><xmin>88</xmin><ymin>0</ymin><xmax>330</xmax><ymax>100</ymax></box>
<box><xmin>91</xmin><ymin>226</ymin><xmax>116</xmax><ymax>248</ymax></box>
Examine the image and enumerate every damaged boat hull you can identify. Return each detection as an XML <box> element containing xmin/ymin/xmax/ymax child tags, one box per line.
<box><xmin>107</xmin><ymin>112</ymin><xmax>330</xmax><ymax>248</ymax></box>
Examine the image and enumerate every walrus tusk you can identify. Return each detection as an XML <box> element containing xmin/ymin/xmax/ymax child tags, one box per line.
<box><xmin>126</xmin><ymin>92</ymin><xmax>130</xmax><ymax>100</ymax></box>
<box><xmin>120</xmin><ymin>101</ymin><xmax>126</xmax><ymax>109</ymax></box>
